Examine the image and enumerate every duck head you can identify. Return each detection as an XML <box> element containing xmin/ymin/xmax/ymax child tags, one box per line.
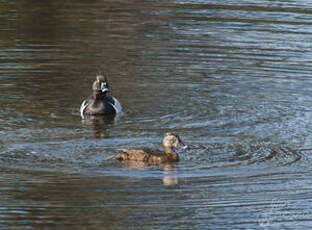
<box><xmin>92</xmin><ymin>73</ymin><xmax>110</xmax><ymax>99</ymax></box>
<box><xmin>162</xmin><ymin>133</ymin><xmax>188</xmax><ymax>152</ymax></box>
<box><xmin>97</xmin><ymin>73</ymin><xmax>109</xmax><ymax>94</ymax></box>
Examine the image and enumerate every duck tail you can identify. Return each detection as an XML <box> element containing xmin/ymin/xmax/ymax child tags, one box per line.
<box><xmin>106</xmin><ymin>149</ymin><xmax>129</xmax><ymax>161</ymax></box>
<box><xmin>105</xmin><ymin>154</ymin><xmax>117</xmax><ymax>160</ymax></box>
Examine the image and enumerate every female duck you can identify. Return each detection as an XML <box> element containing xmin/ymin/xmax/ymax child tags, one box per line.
<box><xmin>114</xmin><ymin>133</ymin><xmax>188</xmax><ymax>165</ymax></box>
<box><xmin>80</xmin><ymin>73</ymin><xmax>122</xmax><ymax>118</ymax></box>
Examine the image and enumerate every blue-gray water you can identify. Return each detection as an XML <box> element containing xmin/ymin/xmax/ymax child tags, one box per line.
<box><xmin>1</xmin><ymin>0</ymin><xmax>312</xmax><ymax>229</ymax></box>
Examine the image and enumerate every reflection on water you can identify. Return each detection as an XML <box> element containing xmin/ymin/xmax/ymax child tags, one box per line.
<box><xmin>81</xmin><ymin>115</ymin><xmax>119</xmax><ymax>139</ymax></box>
<box><xmin>2</xmin><ymin>0</ymin><xmax>312</xmax><ymax>229</ymax></box>
<box><xmin>162</xmin><ymin>164</ymin><xmax>179</xmax><ymax>186</ymax></box>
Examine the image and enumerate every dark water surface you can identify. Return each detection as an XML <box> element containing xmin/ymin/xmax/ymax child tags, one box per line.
<box><xmin>2</xmin><ymin>0</ymin><xmax>312</xmax><ymax>229</ymax></box>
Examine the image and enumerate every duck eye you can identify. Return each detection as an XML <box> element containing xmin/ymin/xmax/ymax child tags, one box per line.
<box><xmin>171</xmin><ymin>138</ymin><xmax>177</xmax><ymax>144</ymax></box>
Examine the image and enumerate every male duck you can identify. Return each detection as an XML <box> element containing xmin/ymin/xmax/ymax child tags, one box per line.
<box><xmin>114</xmin><ymin>133</ymin><xmax>188</xmax><ymax>165</ymax></box>
<box><xmin>80</xmin><ymin>73</ymin><xmax>122</xmax><ymax>119</ymax></box>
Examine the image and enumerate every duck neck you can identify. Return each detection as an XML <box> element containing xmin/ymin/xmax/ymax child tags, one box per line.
<box><xmin>163</xmin><ymin>146</ymin><xmax>179</xmax><ymax>160</ymax></box>
<box><xmin>93</xmin><ymin>91</ymin><xmax>105</xmax><ymax>100</ymax></box>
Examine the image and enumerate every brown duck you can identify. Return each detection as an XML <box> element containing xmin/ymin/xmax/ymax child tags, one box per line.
<box><xmin>114</xmin><ymin>133</ymin><xmax>188</xmax><ymax>165</ymax></box>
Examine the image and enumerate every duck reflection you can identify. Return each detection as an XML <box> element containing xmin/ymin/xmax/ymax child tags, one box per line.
<box><xmin>81</xmin><ymin>115</ymin><xmax>116</xmax><ymax>138</ymax></box>
<box><xmin>119</xmin><ymin>161</ymin><xmax>179</xmax><ymax>186</ymax></box>
<box><xmin>162</xmin><ymin>163</ymin><xmax>179</xmax><ymax>186</ymax></box>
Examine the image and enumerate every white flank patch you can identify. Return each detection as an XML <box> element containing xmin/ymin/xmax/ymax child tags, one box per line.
<box><xmin>80</xmin><ymin>100</ymin><xmax>88</xmax><ymax>119</ymax></box>
<box><xmin>110</xmin><ymin>97</ymin><xmax>122</xmax><ymax>113</ymax></box>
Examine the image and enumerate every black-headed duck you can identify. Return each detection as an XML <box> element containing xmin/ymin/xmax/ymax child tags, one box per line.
<box><xmin>80</xmin><ymin>73</ymin><xmax>122</xmax><ymax>118</ymax></box>
<box><xmin>114</xmin><ymin>133</ymin><xmax>188</xmax><ymax>165</ymax></box>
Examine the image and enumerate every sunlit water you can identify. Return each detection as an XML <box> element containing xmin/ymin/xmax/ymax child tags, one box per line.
<box><xmin>2</xmin><ymin>0</ymin><xmax>312</xmax><ymax>229</ymax></box>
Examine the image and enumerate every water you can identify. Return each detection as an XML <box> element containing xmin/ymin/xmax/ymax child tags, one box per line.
<box><xmin>1</xmin><ymin>0</ymin><xmax>312</xmax><ymax>229</ymax></box>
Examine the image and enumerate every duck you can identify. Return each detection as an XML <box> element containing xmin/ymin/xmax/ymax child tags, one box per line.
<box><xmin>80</xmin><ymin>73</ymin><xmax>122</xmax><ymax>119</ymax></box>
<box><xmin>113</xmin><ymin>133</ymin><xmax>188</xmax><ymax>165</ymax></box>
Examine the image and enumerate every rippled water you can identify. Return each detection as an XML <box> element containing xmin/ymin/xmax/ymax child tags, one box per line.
<box><xmin>2</xmin><ymin>0</ymin><xmax>312</xmax><ymax>229</ymax></box>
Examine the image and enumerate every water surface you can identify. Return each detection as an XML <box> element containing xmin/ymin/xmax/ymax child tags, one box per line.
<box><xmin>1</xmin><ymin>0</ymin><xmax>312</xmax><ymax>229</ymax></box>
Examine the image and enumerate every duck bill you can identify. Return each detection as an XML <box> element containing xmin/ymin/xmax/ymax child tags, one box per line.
<box><xmin>179</xmin><ymin>142</ymin><xmax>188</xmax><ymax>150</ymax></box>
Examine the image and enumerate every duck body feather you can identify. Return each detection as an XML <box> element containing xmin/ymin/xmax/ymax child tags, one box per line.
<box><xmin>115</xmin><ymin>148</ymin><xmax>179</xmax><ymax>164</ymax></box>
